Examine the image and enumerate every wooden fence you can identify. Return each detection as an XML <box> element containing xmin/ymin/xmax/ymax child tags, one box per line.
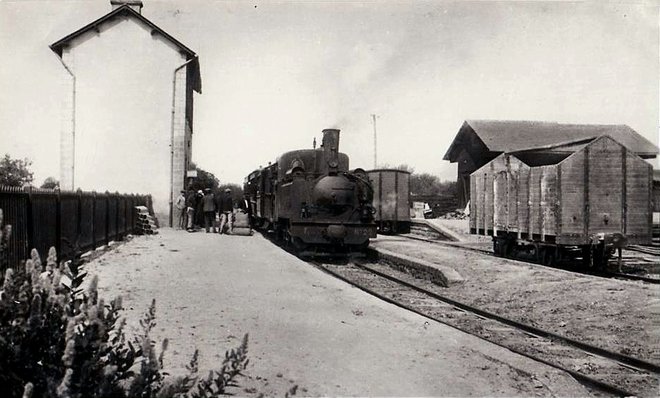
<box><xmin>0</xmin><ymin>186</ymin><xmax>152</xmax><ymax>272</ymax></box>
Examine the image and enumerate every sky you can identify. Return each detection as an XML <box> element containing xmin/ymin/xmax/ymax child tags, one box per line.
<box><xmin>0</xmin><ymin>0</ymin><xmax>658</xmax><ymax>186</ymax></box>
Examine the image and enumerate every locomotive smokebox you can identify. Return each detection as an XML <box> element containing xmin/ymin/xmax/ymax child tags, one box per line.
<box><xmin>322</xmin><ymin>129</ymin><xmax>340</xmax><ymax>175</ymax></box>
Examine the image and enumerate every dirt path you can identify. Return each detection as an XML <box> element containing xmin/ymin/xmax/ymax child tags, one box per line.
<box><xmin>85</xmin><ymin>229</ymin><xmax>589</xmax><ymax>397</ymax></box>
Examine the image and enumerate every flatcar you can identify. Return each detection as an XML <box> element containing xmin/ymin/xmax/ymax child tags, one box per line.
<box><xmin>470</xmin><ymin>135</ymin><xmax>653</xmax><ymax>268</ymax></box>
<box><xmin>367</xmin><ymin>169</ymin><xmax>411</xmax><ymax>234</ymax></box>
<box><xmin>244</xmin><ymin>129</ymin><xmax>377</xmax><ymax>253</ymax></box>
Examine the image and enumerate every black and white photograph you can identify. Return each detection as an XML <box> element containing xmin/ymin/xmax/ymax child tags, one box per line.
<box><xmin>0</xmin><ymin>0</ymin><xmax>659</xmax><ymax>396</ymax></box>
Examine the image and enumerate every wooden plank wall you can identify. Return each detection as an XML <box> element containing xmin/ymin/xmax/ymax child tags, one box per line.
<box><xmin>558</xmin><ymin>149</ymin><xmax>585</xmax><ymax>238</ymax></box>
<box><xmin>470</xmin><ymin>136</ymin><xmax>652</xmax><ymax>245</ymax></box>
<box><xmin>557</xmin><ymin>136</ymin><xmax>651</xmax><ymax>245</ymax></box>
<box><xmin>587</xmin><ymin>138</ymin><xmax>624</xmax><ymax>235</ymax></box>
<box><xmin>540</xmin><ymin>165</ymin><xmax>558</xmax><ymax>238</ymax></box>
<box><xmin>469</xmin><ymin>174</ymin><xmax>478</xmax><ymax>231</ymax></box>
<box><xmin>470</xmin><ymin>154</ymin><xmax>529</xmax><ymax>236</ymax></box>
<box><xmin>528</xmin><ymin>167</ymin><xmax>543</xmax><ymax>239</ymax></box>
<box><xmin>517</xmin><ymin>168</ymin><xmax>531</xmax><ymax>239</ymax></box>
<box><xmin>396</xmin><ymin>172</ymin><xmax>411</xmax><ymax>221</ymax></box>
<box><xmin>493</xmin><ymin>171</ymin><xmax>508</xmax><ymax>233</ymax></box>
<box><xmin>625</xmin><ymin>147</ymin><xmax>653</xmax><ymax>242</ymax></box>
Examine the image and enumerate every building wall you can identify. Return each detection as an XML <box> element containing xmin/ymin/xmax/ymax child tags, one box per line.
<box><xmin>58</xmin><ymin>16</ymin><xmax>190</xmax><ymax>224</ymax></box>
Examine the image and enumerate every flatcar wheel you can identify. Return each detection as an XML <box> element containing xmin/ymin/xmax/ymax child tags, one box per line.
<box><xmin>581</xmin><ymin>246</ymin><xmax>592</xmax><ymax>268</ymax></box>
<box><xmin>592</xmin><ymin>245</ymin><xmax>611</xmax><ymax>270</ymax></box>
<box><xmin>542</xmin><ymin>248</ymin><xmax>556</xmax><ymax>266</ymax></box>
<box><xmin>503</xmin><ymin>240</ymin><xmax>514</xmax><ymax>258</ymax></box>
<box><xmin>493</xmin><ymin>239</ymin><xmax>501</xmax><ymax>256</ymax></box>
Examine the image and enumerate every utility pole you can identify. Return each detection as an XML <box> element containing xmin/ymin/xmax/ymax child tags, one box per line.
<box><xmin>371</xmin><ymin>114</ymin><xmax>377</xmax><ymax>168</ymax></box>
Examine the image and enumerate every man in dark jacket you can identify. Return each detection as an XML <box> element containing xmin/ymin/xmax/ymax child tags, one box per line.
<box><xmin>195</xmin><ymin>190</ymin><xmax>204</xmax><ymax>228</ymax></box>
<box><xmin>217</xmin><ymin>188</ymin><xmax>234</xmax><ymax>234</ymax></box>
<box><xmin>185</xmin><ymin>188</ymin><xmax>196</xmax><ymax>232</ymax></box>
<box><xmin>202</xmin><ymin>188</ymin><xmax>216</xmax><ymax>233</ymax></box>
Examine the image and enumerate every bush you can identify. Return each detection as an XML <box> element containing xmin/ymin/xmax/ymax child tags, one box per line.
<box><xmin>0</xmin><ymin>244</ymin><xmax>249</xmax><ymax>398</ymax></box>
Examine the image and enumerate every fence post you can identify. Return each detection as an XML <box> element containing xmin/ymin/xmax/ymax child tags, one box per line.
<box><xmin>131</xmin><ymin>194</ymin><xmax>136</xmax><ymax>233</ymax></box>
<box><xmin>76</xmin><ymin>189</ymin><xmax>82</xmax><ymax>252</ymax></box>
<box><xmin>56</xmin><ymin>188</ymin><xmax>62</xmax><ymax>260</ymax></box>
<box><xmin>124</xmin><ymin>195</ymin><xmax>129</xmax><ymax>236</ymax></box>
<box><xmin>26</xmin><ymin>186</ymin><xmax>34</xmax><ymax>254</ymax></box>
<box><xmin>91</xmin><ymin>191</ymin><xmax>96</xmax><ymax>250</ymax></box>
<box><xmin>105</xmin><ymin>191</ymin><xmax>110</xmax><ymax>246</ymax></box>
<box><xmin>115</xmin><ymin>191</ymin><xmax>120</xmax><ymax>241</ymax></box>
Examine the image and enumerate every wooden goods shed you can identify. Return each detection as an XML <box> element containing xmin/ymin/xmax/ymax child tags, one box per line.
<box><xmin>445</xmin><ymin>120</ymin><xmax>658</xmax><ymax>208</ymax></box>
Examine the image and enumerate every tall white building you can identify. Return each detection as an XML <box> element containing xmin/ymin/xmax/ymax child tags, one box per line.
<box><xmin>50</xmin><ymin>0</ymin><xmax>201</xmax><ymax>225</ymax></box>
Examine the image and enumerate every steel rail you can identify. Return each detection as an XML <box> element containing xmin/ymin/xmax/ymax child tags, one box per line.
<box><xmin>312</xmin><ymin>260</ymin><xmax>642</xmax><ymax>397</ymax></box>
<box><xmin>400</xmin><ymin>234</ymin><xmax>660</xmax><ymax>284</ymax></box>
<box><xmin>627</xmin><ymin>245</ymin><xmax>660</xmax><ymax>256</ymax></box>
<box><xmin>355</xmin><ymin>261</ymin><xmax>659</xmax><ymax>373</ymax></box>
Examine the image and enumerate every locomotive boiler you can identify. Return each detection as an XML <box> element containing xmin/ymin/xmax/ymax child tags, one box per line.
<box><xmin>244</xmin><ymin>129</ymin><xmax>377</xmax><ymax>253</ymax></box>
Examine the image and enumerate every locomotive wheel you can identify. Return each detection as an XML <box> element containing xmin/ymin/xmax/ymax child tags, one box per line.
<box><xmin>291</xmin><ymin>236</ymin><xmax>308</xmax><ymax>252</ymax></box>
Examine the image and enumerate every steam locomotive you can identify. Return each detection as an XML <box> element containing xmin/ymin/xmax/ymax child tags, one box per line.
<box><xmin>244</xmin><ymin>129</ymin><xmax>377</xmax><ymax>254</ymax></box>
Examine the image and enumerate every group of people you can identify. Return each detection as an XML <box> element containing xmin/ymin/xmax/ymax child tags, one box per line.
<box><xmin>174</xmin><ymin>187</ymin><xmax>242</xmax><ymax>233</ymax></box>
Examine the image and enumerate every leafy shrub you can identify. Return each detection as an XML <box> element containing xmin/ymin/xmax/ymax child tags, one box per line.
<box><xmin>0</xmin><ymin>218</ymin><xmax>249</xmax><ymax>397</ymax></box>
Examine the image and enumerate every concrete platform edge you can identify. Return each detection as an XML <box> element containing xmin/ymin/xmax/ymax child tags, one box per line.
<box><xmin>411</xmin><ymin>218</ymin><xmax>464</xmax><ymax>242</ymax></box>
<box><xmin>373</xmin><ymin>247</ymin><xmax>465</xmax><ymax>286</ymax></box>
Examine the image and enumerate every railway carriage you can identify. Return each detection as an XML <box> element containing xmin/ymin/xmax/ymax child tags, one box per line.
<box><xmin>367</xmin><ymin>169</ymin><xmax>411</xmax><ymax>234</ymax></box>
<box><xmin>244</xmin><ymin>129</ymin><xmax>377</xmax><ymax>253</ymax></box>
<box><xmin>470</xmin><ymin>135</ymin><xmax>653</xmax><ymax>268</ymax></box>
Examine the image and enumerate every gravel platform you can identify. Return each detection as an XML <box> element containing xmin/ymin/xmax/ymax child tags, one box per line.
<box><xmin>84</xmin><ymin>229</ymin><xmax>589</xmax><ymax>397</ymax></box>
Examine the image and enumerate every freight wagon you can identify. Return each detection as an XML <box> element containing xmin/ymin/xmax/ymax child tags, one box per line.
<box><xmin>470</xmin><ymin>135</ymin><xmax>653</xmax><ymax>268</ymax></box>
<box><xmin>367</xmin><ymin>169</ymin><xmax>411</xmax><ymax>233</ymax></box>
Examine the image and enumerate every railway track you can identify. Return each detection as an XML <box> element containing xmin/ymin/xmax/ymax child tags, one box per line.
<box><xmin>313</xmin><ymin>259</ymin><xmax>660</xmax><ymax>397</ymax></box>
<box><xmin>628</xmin><ymin>244</ymin><xmax>660</xmax><ymax>257</ymax></box>
<box><xmin>401</xmin><ymin>234</ymin><xmax>660</xmax><ymax>284</ymax></box>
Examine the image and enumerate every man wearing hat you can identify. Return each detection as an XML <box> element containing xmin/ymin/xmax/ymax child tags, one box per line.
<box><xmin>175</xmin><ymin>190</ymin><xmax>187</xmax><ymax>230</ymax></box>
<box><xmin>217</xmin><ymin>188</ymin><xmax>234</xmax><ymax>234</ymax></box>
<box><xmin>202</xmin><ymin>188</ymin><xmax>217</xmax><ymax>233</ymax></box>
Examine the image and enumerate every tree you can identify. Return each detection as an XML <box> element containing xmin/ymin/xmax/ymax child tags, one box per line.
<box><xmin>188</xmin><ymin>162</ymin><xmax>219</xmax><ymax>192</ymax></box>
<box><xmin>40</xmin><ymin>177</ymin><xmax>60</xmax><ymax>189</ymax></box>
<box><xmin>0</xmin><ymin>154</ymin><xmax>33</xmax><ymax>187</ymax></box>
<box><xmin>217</xmin><ymin>183</ymin><xmax>244</xmax><ymax>203</ymax></box>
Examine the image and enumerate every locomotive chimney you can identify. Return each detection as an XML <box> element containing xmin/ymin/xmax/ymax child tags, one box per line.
<box><xmin>321</xmin><ymin>129</ymin><xmax>340</xmax><ymax>175</ymax></box>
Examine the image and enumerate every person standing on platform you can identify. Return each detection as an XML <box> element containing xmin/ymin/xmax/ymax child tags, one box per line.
<box><xmin>175</xmin><ymin>190</ymin><xmax>186</xmax><ymax>229</ymax></box>
<box><xmin>185</xmin><ymin>188</ymin><xmax>196</xmax><ymax>232</ymax></box>
<box><xmin>202</xmin><ymin>188</ymin><xmax>217</xmax><ymax>233</ymax></box>
<box><xmin>217</xmin><ymin>188</ymin><xmax>234</xmax><ymax>234</ymax></box>
<box><xmin>195</xmin><ymin>190</ymin><xmax>204</xmax><ymax>228</ymax></box>
<box><xmin>240</xmin><ymin>194</ymin><xmax>252</xmax><ymax>225</ymax></box>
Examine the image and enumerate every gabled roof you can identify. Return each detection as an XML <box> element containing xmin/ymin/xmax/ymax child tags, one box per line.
<box><xmin>444</xmin><ymin>120</ymin><xmax>658</xmax><ymax>161</ymax></box>
<box><xmin>49</xmin><ymin>4</ymin><xmax>201</xmax><ymax>93</ymax></box>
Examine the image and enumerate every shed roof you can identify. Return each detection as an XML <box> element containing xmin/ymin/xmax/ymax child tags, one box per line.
<box><xmin>444</xmin><ymin>120</ymin><xmax>658</xmax><ymax>161</ymax></box>
<box><xmin>49</xmin><ymin>4</ymin><xmax>201</xmax><ymax>93</ymax></box>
